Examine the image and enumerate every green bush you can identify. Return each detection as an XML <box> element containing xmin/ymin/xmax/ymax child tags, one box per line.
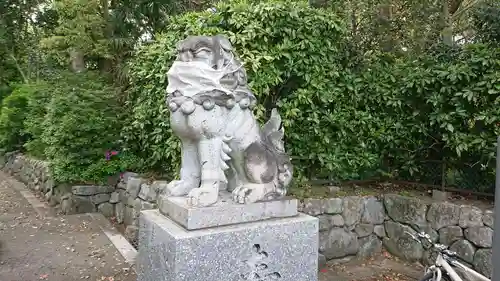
<box><xmin>123</xmin><ymin>0</ymin><xmax>348</xmax><ymax>179</ymax></box>
<box><xmin>123</xmin><ymin>0</ymin><xmax>500</xmax><ymax>189</ymax></box>
<box><xmin>340</xmin><ymin>44</ymin><xmax>500</xmax><ymax>190</ymax></box>
<box><xmin>42</xmin><ymin>71</ymin><xmax>141</xmax><ymax>183</ymax></box>
<box><xmin>400</xmin><ymin>44</ymin><xmax>500</xmax><ymax>191</ymax></box>
<box><xmin>0</xmin><ymin>84</ymin><xmax>40</xmax><ymax>152</ymax></box>
<box><xmin>472</xmin><ymin>0</ymin><xmax>500</xmax><ymax>46</ymax></box>
<box><xmin>0</xmin><ymin>84</ymin><xmax>12</xmax><ymax>106</ymax></box>
<box><xmin>23</xmin><ymin>81</ymin><xmax>52</xmax><ymax>158</ymax></box>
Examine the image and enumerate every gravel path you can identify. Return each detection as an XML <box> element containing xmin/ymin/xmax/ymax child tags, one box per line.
<box><xmin>0</xmin><ymin>171</ymin><xmax>136</xmax><ymax>281</ymax></box>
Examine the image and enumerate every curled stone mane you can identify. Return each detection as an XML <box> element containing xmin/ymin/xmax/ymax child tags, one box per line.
<box><xmin>217</xmin><ymin>45</ymin><xmax>254</xmax><ymax>102</ymax></box>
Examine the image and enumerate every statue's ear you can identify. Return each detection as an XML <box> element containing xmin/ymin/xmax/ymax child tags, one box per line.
<box><xmin>212</xmin><ymin>35</ymin><xmax>225</xmax><ymax>69</ymax></box>
<box><xmin>214</xmin><ymin>34</ymin><xmax>232</xmax><ymax>51</ymax></box>
<box><xmin>176</xmin><ymin>39</ymin><xmax>186</xmax><ymax>53</ymax></box>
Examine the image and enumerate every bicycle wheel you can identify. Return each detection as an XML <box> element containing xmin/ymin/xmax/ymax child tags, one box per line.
<box><xmin>418</xmin><ymin>272</ymin><xmax>452</xmax><ymax>281</ymax></box>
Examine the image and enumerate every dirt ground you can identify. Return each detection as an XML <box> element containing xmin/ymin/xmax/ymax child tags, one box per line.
<box><xmin>0</xmin><ymin>171</ymin><xmax>136</xmax><ymax>281</ymax></box>
<box><xmin>319</xmin><ymin>251</ymin><xmax>425</xmax><ymax>281</ymax></box>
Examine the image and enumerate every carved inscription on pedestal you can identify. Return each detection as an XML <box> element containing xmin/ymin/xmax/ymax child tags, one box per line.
<box><xmin>240</xmin><ymin>244</ymin><xmax>282</xmax><ymax>280</ymax></box>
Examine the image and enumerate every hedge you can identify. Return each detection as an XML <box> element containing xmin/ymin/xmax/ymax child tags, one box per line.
<box><xmin>123</xmin><ymin>1</ymin><xmax>500</xmax><ymax>192</ymax></box>
<box><xmin>122</xmin><ymin>0</ymin><xmax>348</xmax><ymax>180</ymax></box>
<box><xmin>1</xmin><ymin>1</ymin><xmax>498</xmax><ymax>191</ymax></box>
<box><xmin>0</xmin><ymin>71</ymin><xmax>141</xmax><ymax>184</ymax></box>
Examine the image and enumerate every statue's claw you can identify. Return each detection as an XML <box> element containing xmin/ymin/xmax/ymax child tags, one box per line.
<box><xmin>232</xmin><ymin>185</ymin><xmax>265</xmax><ymax>204</ymax></box>
<box><xmin>166</xmin><ymin>180</ymin><xmax>197</xmax><ymax>196</ymax></box>
<box><xmin>187</xmin><ymin>186</ymin><xmax>218</xmax><ymax>207</ymax></box>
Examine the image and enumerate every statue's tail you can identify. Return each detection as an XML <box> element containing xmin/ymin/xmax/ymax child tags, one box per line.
<box><xmin>261</xmin><ymin>108</ymin><xmax>293</xmax><ymax>198</ymax></box>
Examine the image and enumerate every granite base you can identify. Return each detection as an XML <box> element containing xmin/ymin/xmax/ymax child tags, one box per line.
<box><xmin>137</xmin><ymin>209</ymin><xmax>318</xmax><ymax>281</ymax></box>
<box><xmin>158</xmin><ymin>191</ymin><xmax>298</xmax><ymax>230</ymax></box>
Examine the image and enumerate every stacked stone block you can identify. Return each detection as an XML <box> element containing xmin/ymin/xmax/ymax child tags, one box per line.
<box><xmin>300</xmin><ymin>194</ymin><xmax>493</xmax><ymax>277</ymax></box>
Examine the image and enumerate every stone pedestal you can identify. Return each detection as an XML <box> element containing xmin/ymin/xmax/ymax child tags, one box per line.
<box><xmin>137</xmin><ymin>195</ymin><xmax>319</xmax><ymax>281</ymax></box>
<box><xmin>158</xmin><ymin>192</ymin><xmax>299</xmax><ymax>230</ymax></box>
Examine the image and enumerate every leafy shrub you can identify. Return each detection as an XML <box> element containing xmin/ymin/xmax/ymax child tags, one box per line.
<box><xmin>123</xmin><ymin>0</ymin><xmax>348</xmax><ymax>179</ymax></box>
<box><xmin>404</xmin><ymin>44</ymin><xmax>500</xmax><ymax>191</ymax></box>
<box><xmin>0</xmin><ymin>84</ymin><xmax>12</xmax><ymax>106</ymax></box>
<box><xmin>0</xmin><ymin>84</ymin><xmax>39</xmax><ymax>152</ymax></box>
<box><xmin>42</xmin><ymin>71</ymin><xmax>140</xmax><ymax>183</ymax></box>
<box><xmin>343</xmin><ymin>44</ymin><xmax>500</xmax><ymax>190</ymax></box>
<box><xmin>472</xmin><ymin>0</ymin><xmax>500</xmax><ymax>46</ymax></box>
<box><xmin>23</xmin><ymin>81</ymin><xmax>52</xmax><ymax>158</ymax></box>
<box><xmin>123</xmin><ymin>0</ymin><xmax>500</xmax><ymax>190</ymax></box>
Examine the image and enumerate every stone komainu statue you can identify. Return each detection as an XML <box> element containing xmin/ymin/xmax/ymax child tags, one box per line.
<box><xmin>164</xmin><ymin>35</ymin><xmax>293</xmax><ymax>207</ymax></box>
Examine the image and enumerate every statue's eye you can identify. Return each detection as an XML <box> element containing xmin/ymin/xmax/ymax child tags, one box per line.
<box><xmin>194</xmin><ymin>50</ymin><xmax>211</xmax><ymax>59</ymax></box>
<box><xmin>193</xmin><ymin>47</ymin><xmax>211</xmax><ymax>55</ymax></box>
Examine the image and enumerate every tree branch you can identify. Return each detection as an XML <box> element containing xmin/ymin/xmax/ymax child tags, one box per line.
<box><xmin>9</xmin><ymin>53</ymin><xmax>28</xmax><ymax>83</ymax></box>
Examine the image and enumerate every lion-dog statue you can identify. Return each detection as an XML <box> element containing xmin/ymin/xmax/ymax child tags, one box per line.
<box><xmin>164</xmin><ymin>35</ymin><xmax>293</xmax><ymax>207</ymax></box>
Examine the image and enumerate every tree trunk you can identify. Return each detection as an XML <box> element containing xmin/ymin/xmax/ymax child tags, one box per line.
<box><xmin>69</xmin><ymin>49</ymin><xmax>86</xmax><ymax>73</ymax></box>
<box><xmin>449</xmin><ymin>0</ymin><xmax>463</xmax><ymax>14</ymax></box>
<box><xmin>442</xmin><ymin>0</ymin><xmax>453</xmax><ymax>46</ymax></box>
<box><xmin>347</xmin><ymin>0</ymin><xmax>358</xmax><ymax>39</ymax></box>
<box><xmin>100</xmin><ymin>0</ymin><xmax>113</xmax><ymax>74</ymax></box>
<box><xmin>377</xmin><ymin>3</ymin><xmax>393</xmax><ymax>52</ymax></box>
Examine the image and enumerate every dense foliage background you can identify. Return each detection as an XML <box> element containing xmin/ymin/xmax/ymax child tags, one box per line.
<box><xmin>1</xmin><ymin>0</ymin><xmax>499</xmax><ymax>192</ymax></box>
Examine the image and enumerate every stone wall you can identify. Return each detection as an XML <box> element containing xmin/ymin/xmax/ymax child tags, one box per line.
<box><xmin>1</xmin><ymin>152</ymin><xmax>55</xmax><ymax>201</ymax></box>
<box><xmin>299</xmin><ymin>194</ymin><xmax>494</xmax><ymax>278</ymax></box>
<box><xmin>112</xmin><ymin>175</ymin><xmax>166</xmax><ymax>243</ymax></box>
<box><xmin>298</xmin><ymin>196</ymin><xmax>385</xmax><ymax>265</ymax></box>
<box><xmin>1</xmin><ymin>153</ymin><xmax>494</xmax><ymax>276</ymax></box>
<box><xmin>64</xmin><ymin>173</ymin><xmax>165</xmax><ymax>244</ymax></box>
<box><xmin>0</xmin><ymin>152</ymin><xmax>161</xmax><ymax>244</ymax></box>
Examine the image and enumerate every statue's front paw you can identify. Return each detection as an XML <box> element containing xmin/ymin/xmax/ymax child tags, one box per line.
<box><xmin>187</xmin><ymin>187</ymin><xmax>218</xmax><ymax>207</ymax></box>
<box><xmin>232</xmin><ymin>185</ymin><xmax>266</xmax><ymax>204</ymax></box>
<box><xmin>167</xmin><ymin>180</ymin><xmax>197</xmax><ymax>196</ymax></box>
